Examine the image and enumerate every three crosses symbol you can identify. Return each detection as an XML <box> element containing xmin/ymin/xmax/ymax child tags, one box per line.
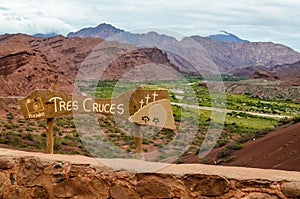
<box><xmin>139</xmin><ymin>92</ymin><xmax>158</xmax><ymax>108</ymax></box>
<box><xmin>140</xmin><ymin>92</ymin><xmax>160</xmax><ymax>125</ymax></box>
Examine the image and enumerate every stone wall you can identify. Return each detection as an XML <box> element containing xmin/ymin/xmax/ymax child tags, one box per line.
<box><xmin>0</xmin><ymin>152</ymin><xmax>300</xmax><ymax>199</ymax></box>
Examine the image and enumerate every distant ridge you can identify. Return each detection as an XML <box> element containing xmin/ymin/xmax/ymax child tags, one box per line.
<box><xmin>207</xmin><ymin>31</ymin><xmax>249</xmax><ymax>42</ymax></box>
<box><xmin>32</xmin><ymin>32</ymin><xmax>57</xmax><ymax>37</ymax></box>
<box><xmin>67</xmin><ymin>23</ymin><xmax>124</xmax><ymax>39</ymax></box>
<box><xmin>65</xmin><ymin>23</ymin><xmax>300</xmax><ymax>73</ymax></box>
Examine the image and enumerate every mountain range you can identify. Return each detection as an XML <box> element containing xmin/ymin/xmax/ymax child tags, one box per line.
<box><xmin>66</xmin><ymin>24</ymin><xmax>249</xmax><ymax>43</ymax></box>
<box><xmin>64</xmin><ymin>23</ymin><xmax>300</xmax><ymax>74</ymax></box>
<box><xmin>1</xmin><ymin>23</ymin><xmax>300</xmax><ymax>95</ymax></box>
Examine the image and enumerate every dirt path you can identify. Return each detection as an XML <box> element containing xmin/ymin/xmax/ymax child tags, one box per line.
<box><xmin>171</xmin><ymin>102</ymin><xmax>293</xmax><ymax>119</ymax></box>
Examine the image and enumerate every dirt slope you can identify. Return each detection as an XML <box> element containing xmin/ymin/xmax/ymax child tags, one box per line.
<box><xmin>223</xmin><ymin>122</ymin><xmax>300</xmax><ymax>171</ymax></box>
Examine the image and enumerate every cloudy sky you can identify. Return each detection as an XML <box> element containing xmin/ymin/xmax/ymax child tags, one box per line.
<box><xmin>0</xmin><ymin>0</ymin><xmax>300</xmax><ymax>51</ymax></box>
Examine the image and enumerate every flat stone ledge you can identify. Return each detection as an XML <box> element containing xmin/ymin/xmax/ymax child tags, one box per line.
<box><xmin>0</xmin><ymin>148</ymin><xmax>299</xmax><ymax>182</ymax></box>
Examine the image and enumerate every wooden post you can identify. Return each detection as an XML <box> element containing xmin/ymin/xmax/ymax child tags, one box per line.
<box><xmin>46</xmin><ymin>117</ymin><xmax>54</xmax><ymax>154</ymax></box>
<box><xmin>134</xmin><ymin>123</ymin><xmax>144</xmax><ymax>160</ymax></box>
<box><xmin>45</xmin><ymin>84</ymin><xmax>56</xmax><ymax>154</ymax></box>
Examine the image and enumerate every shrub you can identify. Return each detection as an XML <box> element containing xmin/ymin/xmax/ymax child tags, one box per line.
<box><xmin>278</xmin><ymin>118</ymin><xmax>289</xmax><ymax>125</ymax></box>
<box><xmin>0</xmin><ymin>138</ymin><xmax>10</xmax><ymax>144</ymax></box>
<box><xmin>53</xmin><ymin>125</ymin><xmax>60</xmax><ymax>133</ymax></box>
<box><xmin>64</xmin><ymin>134</ymin><xmax>73</xmax><ymax>140</ymax></box>
<box><xmin>198</xmin><ymin>157</ymin><xmax>211</xmax><ymax>164</ymax></box>
<box><xmin>292</xmin><ymin>116</ymin><xmax>300</xmax><ymax>123</ymax></box>
<box><xmin>26</xmin><ymin>127</ymin><xmax>35</xmax><ymax>132</ymax></box>
<box><xmin>235</xmin><ymin>135</ymin><xmax>252</xmax><ymax>144</ymax></box>
<box><xmin>254</xmin><ymin>129</ymin><xmax>270</xmax><ymax>138</ymax></box>
<box><xmin>18</xmin><ymin>143</ymin><xmax>29</xmax><ymax>148</ymax></box>
<box><xmin>216</xmin><ymin>138</ymin><xmax>227</xmax><ymax>148</ymax></box>
<box><xmin>218</xmin><ymin>155</ymin><xmax>236</xmax><ymax>164</ymax></box>
<box><xmin>23</xmin><ymin>133</ymin><xmax>33</xmax><ymax>141</ymax></box>
<box><xmin>54</xmin><ymin>138</ymin><xmax>61</xmax><ymax>151</ymax></box>
<box><xmin>176</xmin><ymin>159</ymin><xmax>185</xmax><ymax>164</ymax></box>
<box><xmin>6</xmin><ymin>113</ymin><xmax>14</xmax><ymax>120</ymax></box>
<box><xmin>194</xmin><ymin>148</ymin><xmax>200</xmax><ymax>155</ymax></box>
<box><xmin>72</xmin><ymin>150</ymin><xmax>81</xmax><ymax>154</ymax></box>
<box><xmin>142</xmin><ymin>139</ymin><xmax>150</xmax><ymax>144</ymax></box>
<box><xmin>227</xmin><ymin>143</ymin><xmax>243</xmax><ymax>150</ymax></box>
<box><xmin>38</xmin><ymin>120</ymin><xmax>46</xmax><ymax>127</ymax></box>
<box><xmin>216</xmin><ymin>148</ymin><xmax>234</xmax><ymax>161</ymax></box>
<box><xmin>17</xmin><ymin>119</ymin><xmax>25</xmax><ymax>124</ymax></box>
<box><xmin>4</xmin><ymin>123</ymin><xmax>13</xmax><ymax>129</ymax></box>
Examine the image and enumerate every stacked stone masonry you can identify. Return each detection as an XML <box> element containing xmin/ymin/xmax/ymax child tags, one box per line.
<box><xmin>0</xmin><ymin>156</ymin><xmax>299</xmax><ymax>199</ymax></box>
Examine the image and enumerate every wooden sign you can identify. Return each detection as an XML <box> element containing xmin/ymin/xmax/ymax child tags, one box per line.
<box><xmin>19</xmin><ymin>88</ymin><xmax>175</xmax><ymax>129</ymax></box>
<box><xmin>20</xmin><ymin>88</ymin><xmax>176</xmax><ymax>156</ymax></box>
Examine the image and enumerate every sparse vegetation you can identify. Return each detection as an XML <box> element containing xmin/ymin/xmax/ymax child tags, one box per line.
<box><xmin>0</xmin><ymin>76</ymin><xmax>299</xmax><ymax>162</ymax></box>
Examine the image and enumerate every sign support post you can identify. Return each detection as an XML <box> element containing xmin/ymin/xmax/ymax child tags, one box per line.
<box><xmin>45</xmin><ymin>84</ymin><xmax>56</xmax><ymax>154</ymax></box>
<box><xmin>134</xmin><ymin>123</ymin><xmax>144</xmax><ymax>160</ymax></box>
<box><xmin>46</xmin><ymin>117</ymin><xmax>54</xmax><ymax>154</ymax></box>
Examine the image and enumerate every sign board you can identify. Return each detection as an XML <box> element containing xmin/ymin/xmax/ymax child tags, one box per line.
<box><xmin>128</xmin><ymin>99</ymin><xmax>176</xmax><ymax>130</ymax></box>
<box><xmin>19</xmin><ymin>89</ymin><xmax>176</xmax><ymax>130</ymax></box>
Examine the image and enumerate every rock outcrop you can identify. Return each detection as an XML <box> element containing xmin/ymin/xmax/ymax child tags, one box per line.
<box><xmin>103</xmin><ymin>47</ymin><xmax>181</xmax><ymax>81</ymax></box>
<box><xmin>0</xmin><ymin>37</ymin><xmax>72</xmax><ymax>96</ymax></box>
<box><xmin>251</xmin><ymin>70</ymin><xmax>279</xmax><ymax>81</ymax></box>
<box><xmin>0</xmin><ymin>34</ymin><xmax>103</xmax><ymax>96</ymax></box>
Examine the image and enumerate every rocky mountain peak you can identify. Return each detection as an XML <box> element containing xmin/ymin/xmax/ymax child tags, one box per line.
<box><xmin>207</xmin><ymin>31</ymin><xmax>249</xmax><ymax>43</ymax></box>
<box><xmin>67</xmin><ymin>23</ymin><xmax>124</xmax><ymax>39</ymax></box>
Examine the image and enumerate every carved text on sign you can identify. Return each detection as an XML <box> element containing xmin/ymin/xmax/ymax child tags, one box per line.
<box><xmin>49</xmin><ymin>97</ymin><xmax>125</xmax><ymax>115</ymax></box>
<box><xmin>20</xmin><ymin>89</ymin><xmax>176</xmax><ymax>130</ymax></box>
